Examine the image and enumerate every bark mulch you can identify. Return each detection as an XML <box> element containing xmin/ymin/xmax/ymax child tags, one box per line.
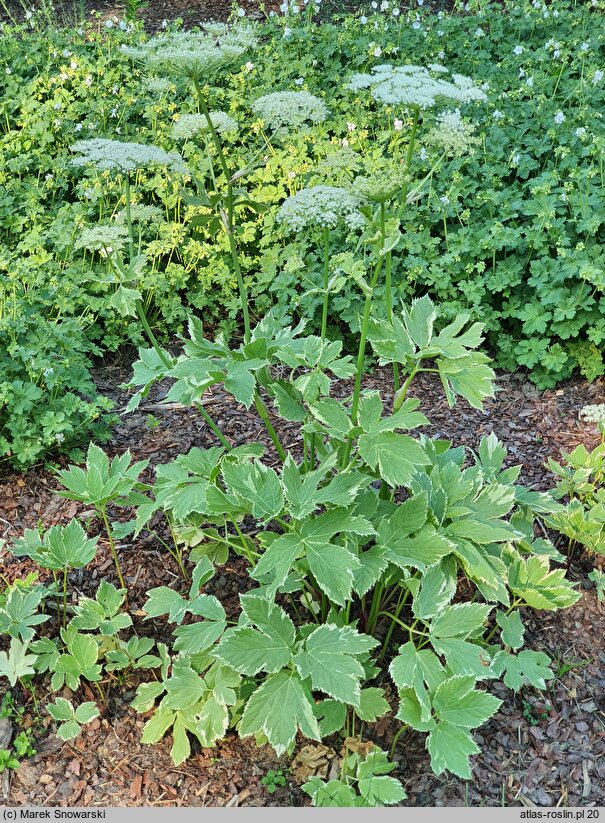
<box><xmin>0</xmin><ymin>366</ymin><xmax>604</xmax><ymax>808</ymax></box>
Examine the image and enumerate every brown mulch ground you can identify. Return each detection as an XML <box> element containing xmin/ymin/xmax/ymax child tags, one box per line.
<box><xmin>0</xmin><ymin>362</ymin><xmax>604</xmax><ymax>808</ymax></box>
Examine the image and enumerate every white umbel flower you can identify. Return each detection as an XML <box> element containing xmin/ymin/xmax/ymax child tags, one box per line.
<box><xmin>277</xmin><ymin>185</ymin><xmax>362</xmax><ymax>232</ymax></box>
<box><xmin>251</xmin><ymin>91</ymin><xmax>328</xmax><ymax>131</ymax></box>
<box><xmin>122</xmin><ymin>23</ymin><xmax>258</xmax><ymax>79</ymax></box>
<box><xmin>114</xmin><ymin>204</ymin><xmax>164</xmax><ymax>225</ymax></box>
<box><xmin>348</xmin><ymin>63</ymin><xmax>487</xmax><ymax>108</ymax></box>
<box><xmin>74</xmin><ymin>225</ymin><xmax>129</xmax><ymax>253</ymax></box>
<box><xmin>172</xmin><ymin>111</ymin><xmax>238</xmax><ymax>140</ymax></box>
<box><xmin>355</xmin><ymin>163</ymin><xmax>406</xmax><ymax>203</ymax></box>
<box><xmin>425</xmin><ymin>109</ymin><xmax>479</xmax><ymax>156</ymax></box>
<box><xmin>581</xmin><ymin>404</ymin><xmax>605</xmax><ymax>425</ymax></box>
<box><xmin>70</xmin><ymin>138</ymin><xmax>186</xmax><ymax>173</ymax></box>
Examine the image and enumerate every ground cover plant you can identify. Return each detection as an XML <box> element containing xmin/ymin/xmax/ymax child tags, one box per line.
<box><xmin>1</xmin><ymin>0</ymin><xmax>605</xmax><ymax>466</ymax></box>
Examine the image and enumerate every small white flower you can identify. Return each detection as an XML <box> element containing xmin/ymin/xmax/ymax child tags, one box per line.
<box><xmin>236</xmin><ymin>6</ymin><xmax>246</xmax><ymax>16</ymax></box>
<box><xmin>105</xmin><ymin>19</ymin><xmax>113</xmax><ymax>27</ymax></box>
<box><xmin>552</xmin><ymin>8</ymin><xmax>559</xmax><ymax>16</ymax></box>
<box><xmin>575</xmin><ymin>127</ymin><xmax>586</xmax><ymax>137</ymax></box>
<box><xmin>75</xmin><ymin>123</ymin><xmax>83</xmax><ymax>131</ymax></box>
<box><xmin>392</xmin><ymin>7</ymin><xmax>399</xmax><ymax>16</ymax></box>
<box><xmin>245</xmin><ymin>61</ymin><xmax>254</xmax><ymax>71</ymax></box>
<box><xmin>581</xmin><ymin>41</ymin><xmax>590</xmax><ymax>52</ymax></box>
<box><xmin>371</xmin><ymin>1</ymin><xmax>378</xmax><ymax>8</ymax></box>
<box><xmin>438</xmin><ymin>51</ymin><xmax>445</xmax><ymax>59</ymax></box>
<box><xmin>373</xmin><ymin>46</ymin><xmax>382</xmax><ymax>57</ymax></box>
<box><xmin>380</xmin><ymin>0</ymin><xmax>389</xmax><ymax>10</ymax></box>
<box><xmin>161</xmin><ymin>18</ymin><xmax>168</xmax><ymax>27</ymax></box>
<box><xmin>347</xmin><ymin>122</ymin><xmax>356</xmax><ymax>132</ymax></box>
<box><xmin>5</xmin><ymin>67</ymin><xmax>12</xmax><ymax>75</ymax></box>
<box><xmin>412</xmin><ymin>20</ymin><xmax>421</xmax><ymax>29</ymax></box>
<box><xmin>25</xmin><ymin>9</ymin><xmax>33</xmax><ymax>18</ymax></box>
<box><xmin>594</xmin><ymin>70</ymin><xmax>604</xmax><ymax>84</ymax></box>
<box><xmin>283</xmin><ymin>26</ymin><xmax>292</xmax><ymax>37</ymax></box>
<box><xmin>439</xmin><ymin>195</ymin><xmax>449</xmax><ymax>205</ymax></box>
<box><xmin>513</xmin><ymin>45</ymin><xmax>523</xmax><ymax>55</ymax></box>
<box><xmin>554</xmin><ymin>110</ymin><xmax>565</xmax><ymax>124</ymax></box>
<box><xmin>511</xmin><ymin>153</ymin><xmax>520</xmax><ymax>166</ymax></box>
<box><xmin>419</xmin><ymin>147</ymin><xmax>427</xmax><ymax>160</ymax></box>
<box><xmin>526</xmin><ymin>76</ymin><xmax>534</xmax><ymax>87</ymax></box>
<box><xmin>342</xmin><ymin>138</ymin><xmax>349</xmax><ymax>146</ymax></box>
<box><xmin>360</xmin><ymin>15</ymin><xmax>368</xmax><ymax>24</ymax></box>
<box><xmin>553</xmin><ymin>49</ymin><xmax>560</xmax><ymax>58</ymax></box>
<box><xmin>519</xmin><ymin>68</ymin><xmax>526</xmax><ymax>77</ymax></box>
<box><xmin>394</xmin><ymin>118</ymin><xmax>403</xmax><ymax>131</ymax></box>
<box><xmin>295</xmin><ymin>76</ymin><xmax>304</xmax><ymax>85</ymax></box>
<box><xmin>492</xmin><ymin>110</ymin><xmax>503</xmax><ymax>120</ymax></box>
<box><xmin>475</xmin><ymin>27</ymin><xmax>485</xmax><ymax>37</ymax></box>
<box><xmin>288</xmin><ymin>171</ymin><xmax>296</xmax><ymax>179</ymax></box>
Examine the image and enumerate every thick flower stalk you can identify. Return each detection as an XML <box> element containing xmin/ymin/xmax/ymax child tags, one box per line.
<box><xmin>277</xmin><ymin>186</ymin><xmax>363</xmax><ymax>340</ymax></box>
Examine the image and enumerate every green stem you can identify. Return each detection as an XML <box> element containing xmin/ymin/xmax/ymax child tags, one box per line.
<box><xmin>195</xmin><ymin>401</ymin><xmax>232</xmax><ymax>450</ymax></box>
<box><xmin>321</xmin><ymin>226</ymin><xmax>331</xmax><ymax>341</ymax></box>
<box><xmin>157</xmin><ymin>523</ymin><xmax>189</xmax><ymax>581</ymax></box>
<box><xmin>229</xmin><ymin>516</ymin><xmax>255</xmax><ymax>565</ymax></box>
<box><xmin>389</xmin><ymin>725</ymin><xmax>408</xmax><ymax>761</ymax></box>
<box><xmin>100</xmin><ymin>506</ymin><xmax>126</xmax><ymax>591</ymax></box>
<box><xmin>62</xmin><ymin>569</ymin><xmax>68</xmax><ymax>628</ymax></box>
<box><xmin>135</xmin><ymin>300</ymin><xmax>171</xmax><ymax>369</ymax></box>
<box><xmin>339</xmin><ymin>258</ymin><xmax>384</xmax><ymax>468</ymax></box>
<box><xmin>124</xmin><ymin>173</ymin><xmax>134</xmax><ymax>261</ymax></box>
<box><xmin>225</xmin><ymin>227</ymin><xmax>252</xmax><ymax>345</ymax></box>
<box><xmin>381</xmin><ymin>201</ymin><xmax>400</xmax><ymax>393</ymax></box>
<box><xmin>366</xmin><ymin>581</ymin><xmax>385</xmax><ymax>636</ymax></box>
<box><xmin>254</xmin><ymin>391</ymin><xmax>287</xmax><ymax>461</ymax></box>
<box><xmin>193</xmin><ymin>76</ymin><xmax>251</xmax><ymax>343</ymax></box>
<box><xmin>351</xmin><ymin>259</ymin><xmax>383</xmax><ymax>424</ymax></box>
<box><xmin>378</xmin><ymin>586</ymin><xmax>409</xmax><ymax>664</ymax></box>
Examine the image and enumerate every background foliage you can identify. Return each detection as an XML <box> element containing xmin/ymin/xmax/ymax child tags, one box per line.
<box><xmin>1</xmin><ymin>0</ymin><xmax>605</xmax><ymax>467</ymax></box>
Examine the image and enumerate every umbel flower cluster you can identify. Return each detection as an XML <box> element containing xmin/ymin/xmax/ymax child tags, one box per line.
<box><xmin>74</xmin><ymin>225</ymin><xmax>128</xmax><ymax>254</ymax></box>
<box><xmin>251</xmin><ymin>91</ymin><xmax>328</xmax><ymax>131</ymax></box>
<box><xmin>348</xmin><ymin>63</ymin><xmax>487</xmax><ymax>108</ymax></box>
<box><xmin>277</xmin><ymin>185</ymin><xmax>362</xmax><ymax>232</ymax></box>
<box><xmin>122</xmin><ymin>24</ymin><xmax>258</xmax><ymax>79</ymax></box>
<box><xmin>172</xmin><ymin>111</ymin><xmax>238</xmax><ymax>141</ymax></box>
<box><xmin>425</xmin><ymin>108</ymin><xmax>480</xmax><ymax>156</ymax></box>
<box><xmin>70</xmin><ymin>138</ymin><xmax>185</xmax><ymax>174</ymax></box>
<box><xmin>581</xmin><ymin>404</ymin><xmax>605</xmax><ymax>425</ymax></box>
<box><xmin>355</xmin><ymin>161</ymin><xmax>407</xmax><ymax>203</ymax></box>
<box><xmin>114</xmin><ymin>204</ymin><xmax>164</xmax><ymax>226</ymax></box>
